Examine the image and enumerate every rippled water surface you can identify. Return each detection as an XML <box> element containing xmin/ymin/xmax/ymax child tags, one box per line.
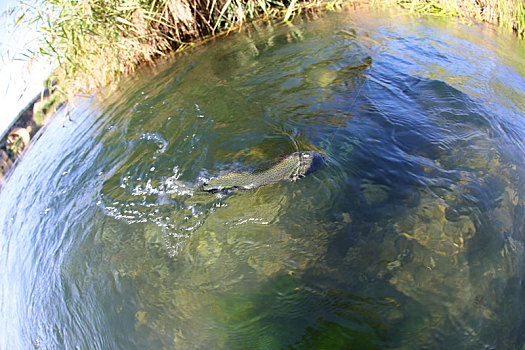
<box><xmin>2</xmin><ymin>6</ymin><xmax>525</xmax><ymax>349</ymax></box>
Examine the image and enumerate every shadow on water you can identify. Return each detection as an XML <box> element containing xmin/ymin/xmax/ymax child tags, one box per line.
<box><xmin>1</xmin><ymin>5</ymin><xmax>525</xmax><ymax>349</ymax></box>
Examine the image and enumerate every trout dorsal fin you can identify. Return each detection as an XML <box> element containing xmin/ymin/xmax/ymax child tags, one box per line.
<box><xmin>252</xmin><ymin>155</ymin><xmax>287</xmax><ymax>174</ymax></box>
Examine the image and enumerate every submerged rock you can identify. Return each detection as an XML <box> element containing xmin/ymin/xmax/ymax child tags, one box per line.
<box><xmin>361</xmin><ymin>179</ymin><xmax>389</xmax><ymax>205</ymax></box>
<box><xmin>394</xmin><ymin>195</ymin><xmax>476</xmax><ymax>257</ymax></box>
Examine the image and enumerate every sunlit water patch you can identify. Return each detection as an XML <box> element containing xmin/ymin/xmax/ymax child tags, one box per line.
<box><xmin>1</xmin><ymin>6</ymin><xmax>525</xmax><ymax>349</ymax></box>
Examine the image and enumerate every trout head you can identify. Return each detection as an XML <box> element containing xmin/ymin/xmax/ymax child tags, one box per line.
<box><xmin>290</xmin><ymin>151</ymin><xmax>324</xmax><ymax>181</ymax></box>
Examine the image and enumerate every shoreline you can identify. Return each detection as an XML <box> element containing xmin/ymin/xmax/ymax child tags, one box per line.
<box><xmin>2</xmin><ymin>0</ymin><xmax>523</xmax><ymax>182</ymax></box>
<box><xmin>0</xmin><ymin>89</ymin><xmax>65</xmax><ymax>182</ymax></box>
<box><xmin>19</xmin><ymin>0</ymin><xmax>524</xmax><ymax>102</ymax></box>
<box><xmin>389</xmin><ymin>0</ymin><xmax>524</xmax><ymax>38</ymax></box>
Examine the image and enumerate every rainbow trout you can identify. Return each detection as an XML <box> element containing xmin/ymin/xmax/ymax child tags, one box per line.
<box><xmin>200</xmin><ymin>151</ymin><xmax>324</xmax><ymax>193</ymax></box>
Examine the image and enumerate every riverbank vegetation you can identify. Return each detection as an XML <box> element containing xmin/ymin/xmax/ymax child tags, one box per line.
<box><xmin>391</xmin><ymin>0</ymin><xmax>525</xmax><ymax>38</ymax></box>
<box><xmin>3</xmin><ymin>0</ymin><xmax>523</xmax><ymax>180</ymax></box>
<box><xmin>16</xmin><ymin>0</ymin><xmax>336</xmax><ymax>100</ymax></box>
<box><xmin>13</xmin><ymin>0</ymin><xmax>525</xmax><ymax>101</ymax></box>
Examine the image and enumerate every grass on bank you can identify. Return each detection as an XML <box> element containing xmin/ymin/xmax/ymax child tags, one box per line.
<box><xmin>13</xmin><ymin>0</ymin><xmax>525</xmax><ymax>102</ymax></box>
<box><xmin>390</xmin><ymin>0</ymin><xmax>525</xmax><ymax>38</ymax></box>
<box><xmin>15</xmin><ymin>0</ymin><xmax>338</xmax><ymax>100</ymax></box>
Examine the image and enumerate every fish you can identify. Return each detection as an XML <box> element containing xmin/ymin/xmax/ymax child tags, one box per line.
<box><xmin>200</xmin><ymin>151</ymin><xmax>324</xmax><ymax>193</ymax></box>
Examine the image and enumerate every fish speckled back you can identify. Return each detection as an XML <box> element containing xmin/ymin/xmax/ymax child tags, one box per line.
<box><xmin>201</xmin><ymin>151</ymin><xmax>324</xmax><ymax>192</ymax></box>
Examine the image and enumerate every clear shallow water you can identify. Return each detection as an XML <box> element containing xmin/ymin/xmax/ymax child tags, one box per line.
<box><xmin>2</xmin><ymin>6</ymin><xmax>525</xmax><ymax>349</ymax></box>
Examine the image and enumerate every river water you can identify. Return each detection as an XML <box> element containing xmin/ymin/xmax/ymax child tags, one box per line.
<box><xmin>2</xmin><ymin>6</ymin><xmax>525</xmax><ymax>349</ymax></box>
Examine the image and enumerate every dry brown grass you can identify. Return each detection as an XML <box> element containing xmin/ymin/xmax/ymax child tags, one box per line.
<box><xmin>393</xmin><ymin>0</ymin><xmax>525</xmax><ymax>37</ymax></box>
<box><xmin>15</xmin><ymin>0</ymin><xmax>524</xmax><ymax>100</ymax></box>
<box><xmin>16</xmin><ymin>0</ymin><xmax>334</xmax><ymax>100</ymax></box>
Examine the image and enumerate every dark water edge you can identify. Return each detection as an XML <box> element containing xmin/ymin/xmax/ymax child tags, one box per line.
<box><xmin>0</xmin><ymin>89</ymin><xmax>65</xmax><ymax>182</ymax></box>
<box><xmin>1</xmin><ymin>6</ymin><xmax>525</xmax><ymax>349</ymax></box>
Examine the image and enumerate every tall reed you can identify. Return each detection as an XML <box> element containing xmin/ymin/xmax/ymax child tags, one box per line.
<box><xmin>16</xmin><ymin>0</ymin><xmax>525</xmax><ymax>100</ymax></box>
<box><xmin>392</xmin><ymin>0</ymin><xmax>525</xmax><ymax>38</ymax></box>
<box><xmin>16</xmin><ymin>0</ymin><xmax>328</xmax><ymax>99</ymax></box>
